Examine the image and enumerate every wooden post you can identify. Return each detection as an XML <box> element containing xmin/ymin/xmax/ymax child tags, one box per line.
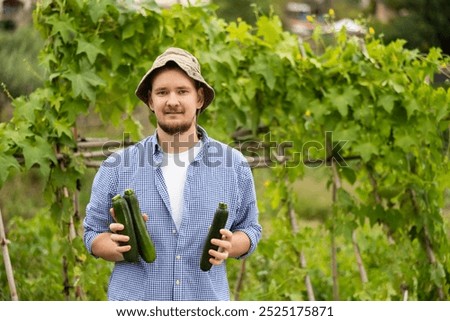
<box><xmin>331</xmin><ymin>159</ymin><xmax>369</xmax><ymax>292</ymax></box>
<box><xmin>233</xmin><ymin>259</ymin><xmax>246</xmax><ymax>301</ymax></box>
<box><xmin>330</xmin><ymin>144</ymin><xmax>340</xmax><ymax>300</ymax></box>
<box><xmin>0</xmin><ymin>207</ymin><xmax>19</xmax><ymax>301</ymax></box>
<box><xmin>409</xmin><ymin>188</ymin><xmax>445</xmax><ymax>300</ymax></box>
<box><xmin>288</xmin><ymin>206</ymin><xmax>316</xmax><ymax>300</ymax></box>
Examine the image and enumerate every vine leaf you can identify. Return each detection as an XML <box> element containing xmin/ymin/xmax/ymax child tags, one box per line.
<box><xmin>87</xmin><ymin>0</ymin><xmax>110</xmax><ymax>23</ymax></box>
<box><xmin>256</xmin><ymin>16</ymin><xmax>282</xmax><ymax>46</ymax></box>
<box><xmin>0</xmin><ymin>154</ymin><xmax>20</xmax><ymax>188</ymax></box>
<box><xmin>326</xmin><ymin>86</ymin><xmax>359</xmax><ymax>117</ymax></box>
<box><xmin>394</xmin><ymin>132</ymin><xmax>416</xmax><ymax>151</ymax></box>
<box><xmin>76</xmin><ymin>38</ymin><xmax>105</xmax><ymax>64</ymax></box>
<box><xmin>250</xmin><ymin>53</ymin><xmax>276</xmax><ymax>90</ymax></box>
<box><xmin>47</xmin><ymin>15</ymin><xmax>76</xmax><ymax>44</ymax></box>
<box><xmin>404</xmin><ymin>97</ymin><xmax>420</xmax><ymax>119</ymax></box>
<box><xmin>377</xmin><ymin>94</ymin><xmax>396</xmax><ymax>114</ymax></box>
<box><xmin>353</xmin><ymin>142</ymin><xmax>378</xmax><ymax>162</ymax></box>
<box><xmin>63</xmin><ymin>66</ymin><xmax>105</xmax><ymax>101</ymax></box>
<box><xmin>18</xmin><ymin>136</ymin><xmax>57</xmax><ymax>177</ymax></box>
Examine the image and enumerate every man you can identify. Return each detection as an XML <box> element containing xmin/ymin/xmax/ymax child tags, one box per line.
<box><xmin>83</xmin><ymin>47</ymin><xmax>262</xmax><ymax>300</ymax></box>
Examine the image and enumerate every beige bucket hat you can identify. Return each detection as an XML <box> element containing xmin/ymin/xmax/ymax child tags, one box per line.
<box><xmin>135</xmin><ymin>47</ymin><xmax>215</xmax><ymax>112</ymax></box>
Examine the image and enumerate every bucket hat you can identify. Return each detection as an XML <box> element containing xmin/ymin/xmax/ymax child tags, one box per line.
<box><xmin>135</xmin><ymin>47</ymin><xmax>215</xmax><ymax>112</ymax></box>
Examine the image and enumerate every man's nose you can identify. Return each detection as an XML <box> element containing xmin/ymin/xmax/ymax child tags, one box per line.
<box><xmin>167</xmin><ymin>91</ymin><xmax>179</xmax><ymax>106</ymax></box>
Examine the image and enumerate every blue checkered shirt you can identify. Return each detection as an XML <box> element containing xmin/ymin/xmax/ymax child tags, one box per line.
<box><xmin>83</xmin><ymin>127</ymin><xmax>262</xmax><ymax>301</ymax></box>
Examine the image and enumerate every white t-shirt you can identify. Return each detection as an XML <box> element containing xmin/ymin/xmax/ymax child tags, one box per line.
<box><xmin>161</xmin><ymin>141</ymin><xmax>202</xmax><ymax>230</ymax></box>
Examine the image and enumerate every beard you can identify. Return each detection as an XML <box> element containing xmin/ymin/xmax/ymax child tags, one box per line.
<box><xmin>157</xmin><ymin>116</ymin><xmax>195</xmax><ymax>136</ymax></box>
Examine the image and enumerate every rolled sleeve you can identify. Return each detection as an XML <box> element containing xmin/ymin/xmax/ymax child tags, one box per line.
<box><xmin>83</xmin><ymin>156</ymin><xmax>119</xmax><ymax>255</ymax></box>
<box><xmin>230</xmin><ymin>157</ymin><xmax>262</xmax><ymax>259</ymax></box>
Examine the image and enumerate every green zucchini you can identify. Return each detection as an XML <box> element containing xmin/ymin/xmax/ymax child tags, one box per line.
<box><xmin>200</xmin><ymin>202</ymin><xmax>229</xmax><ymax>271</ymax></box>
<box><xmin>111</xmin><ymin>194</ymin><xmax>139</xmax><ymax>262</ymax></box>
<box><xmin>124</xmin><ymin>189</ymin><xmax>157</xmax><ymax>263</ymax></box>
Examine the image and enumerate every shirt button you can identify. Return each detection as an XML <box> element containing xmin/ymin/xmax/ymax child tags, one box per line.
<box><xmin>176</xmin><ymin>280</ymin><xmax>181</xmax><ymax>285</ymax></box>
<box><xmin>176</xmin><ymin>255</ymin><xmax>181</xmax><ymax>260</ymax></box>
<box><xmin>172</xmin><ymin>229</ymin><xmax>177</xmax><ymax>234</ymax></box>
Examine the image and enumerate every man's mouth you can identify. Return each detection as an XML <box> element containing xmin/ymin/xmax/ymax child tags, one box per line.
<box><xmin>165</xmin><ymin>109</ymin><xmax>184</xmax><ymax>114</ymax></box>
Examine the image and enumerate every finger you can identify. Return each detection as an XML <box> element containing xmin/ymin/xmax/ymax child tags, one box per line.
<box><xmin>109</xmin><ymin>222</ymin><xmax>124</xmax><ymax>233</ymax></box>
<box><xmin>110</xmin><ymin>208</ymin><xmax>116</xmax><ymax>221</ymax></box>
<box><xmin>116</xmin><ymin>244</ymin><xmax>132</xmax><ymax>254</ymax></box>
<box><xmin>220</xmin><ymin>228</ymin><xmax>233</xmax><ymax>240</ymax></box>
<box><xmin>110</xmin><ymin>232</ymin><xmax>129</xmax><ymax>243</ymax></box>
<box><xmin>142</xmin><ymin>213</ymin><xmax>149</xmax><ymax>222</ymax></box>
<box><xmin>210</xmin><ymin>248</ymin><xmax>228</xmax><ymax>258</ymax></box>
<box><xmin>209</xmin><ymin>257</ymin><xmax>222</xmax><ymax>265</ymax></box>
<box><xmin>208</xmin><ymin>249</ymin><xmax>228</xmax><ymax>266</ymax></box>
<box><xmin>211</xmin><ymin>238</ymin><xmax>231</xmax><ymax>251</ymax></box>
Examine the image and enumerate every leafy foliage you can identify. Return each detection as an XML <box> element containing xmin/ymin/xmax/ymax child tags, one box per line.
<box><xmin>0</xmin><ymin>208</ymin><xmax>111</xmax><ymax>300</ymax></box>
<box><xmin>0</xmin><ymin>0</ymin><xmax>449</xmax><ymax>300</ymax></box>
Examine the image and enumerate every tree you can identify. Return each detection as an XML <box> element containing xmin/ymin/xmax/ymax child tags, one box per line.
<box><xmin>211</xmin><ymin>0</ymin><xmax>273</xmax><ymax>23</ymax></box>
<box><xmin>0</xmin><ymin>26</ymin><xmax>45</xmax><ymax>121</ymax></box>
<box><xmin>373</xmin><ymin>0</ymin><xmax>450</xmax><ymax>54</ymax></box>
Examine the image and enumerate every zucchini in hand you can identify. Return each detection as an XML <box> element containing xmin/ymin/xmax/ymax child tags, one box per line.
<box><xmin>111</xmin><ymin>194</ymin><xmax>139</xmax><ymax>263</ymax></box>
<box><xmin>124</xmin><ymin>189</ymin><xmax>157</xmax><ymax>263</ymax></box>
<box><xmin>200</xmin><ymin>202</ymin><xmax>229</xmax><ymax>271</ymax></box>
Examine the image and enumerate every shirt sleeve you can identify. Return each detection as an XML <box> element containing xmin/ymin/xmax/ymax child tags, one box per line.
<box><xmin>83</xmin><ymin>155</ymin><xmax>120</xmax><ymax>255</ymax></box>
<box><xmin>230</xmin><ymin>154</ymin><xmax>262</xmax><ymax>259</ymax></box>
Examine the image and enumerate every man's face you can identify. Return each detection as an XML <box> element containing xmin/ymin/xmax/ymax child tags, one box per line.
<box><xmin>149</xmin><ymin>67</ymin><xmax>204</xmax><ymax>136</ymax></box>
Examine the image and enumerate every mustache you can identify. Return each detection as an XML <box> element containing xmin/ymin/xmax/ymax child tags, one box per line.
<box><xmin>164</xmin><ymin>106</ymin><xmax>184</xmax><ymax>113</ymax></box>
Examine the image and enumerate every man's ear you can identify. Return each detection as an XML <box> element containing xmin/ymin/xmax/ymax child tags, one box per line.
<box><xmin>148</xmin><ymin>103</ymin><xmax>155</xmax><ymax>113</ymax></box>
<box><xmin>197</xmin><ymin>87</ymin><xmax>205</xmax><ymax>110</ymax></box>
<box><xmin>148</xmin><ymin>91</ymin><xmax>155</xmax><ymax>113</ymax></box>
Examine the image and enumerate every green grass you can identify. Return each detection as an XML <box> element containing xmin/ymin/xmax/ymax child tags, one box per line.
<box><xmin>0</xmin><ymin>169</ymin><xmax>46</xmax><ymax>221</ymax></box>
